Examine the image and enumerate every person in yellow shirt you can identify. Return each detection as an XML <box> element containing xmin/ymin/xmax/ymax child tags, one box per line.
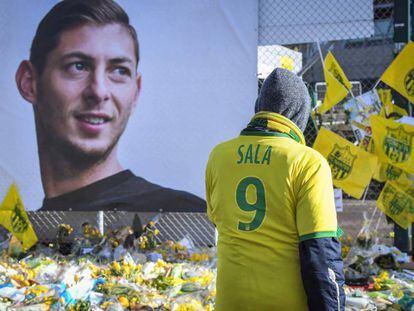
<box><xmin>206</xmin><ymin>68</ymin><xmax>344</xmax><ymax>310</ymax></box>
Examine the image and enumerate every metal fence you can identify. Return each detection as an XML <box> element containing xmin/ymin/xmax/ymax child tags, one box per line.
<box><xmin>25</xmin><ymin>203</ymin><xmax>391</xmax><ymax>249</ymax></box>
<box><xmin>258</xmin><ymin>0</ymin><xmax>401</xmax><ymax>200</ymax></box>
<box><xmin>28</xmin><ymin>211</ymin><xmax>215</xmax><ymax>248</ymax></box>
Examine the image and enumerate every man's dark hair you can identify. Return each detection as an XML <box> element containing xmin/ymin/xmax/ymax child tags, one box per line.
<box><xmin>30</xmin><ymin>0</ymin><xmax>139</xmax><ymax>75</ymax></box>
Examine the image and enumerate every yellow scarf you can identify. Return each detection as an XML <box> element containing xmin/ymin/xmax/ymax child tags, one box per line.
<box><xmin>244</xmin><ymin>111</ymin><xmax>306</xmax><ymax>145</ymax></box>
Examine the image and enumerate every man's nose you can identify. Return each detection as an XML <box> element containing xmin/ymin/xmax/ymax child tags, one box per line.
<box><xmin>83</xmin><ymin>69</ymin><xmax>110</xmax><ymax>104</ymax></box>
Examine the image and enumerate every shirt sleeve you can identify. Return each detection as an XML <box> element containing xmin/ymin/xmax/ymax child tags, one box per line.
<box><xmin>295</xmin><ymin>155</ymin><xmax>338</xmax><ymax>241</ymax></box>
<box><xmin>299</xmin><ymin>237</ymin><xmax>345</xmax><ymax>311</ymax></box>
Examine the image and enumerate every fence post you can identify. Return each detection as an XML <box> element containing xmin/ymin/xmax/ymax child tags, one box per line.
<box><xmin>97</xmin><ymin>211</ymin><xmax>104</xmax><ymax>236</ymax></box>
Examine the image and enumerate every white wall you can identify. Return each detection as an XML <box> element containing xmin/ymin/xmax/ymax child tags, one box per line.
<box><xmin>0</xmin><ymin>0</ymin><xmax>258</xmax><ymax>210</ymax></box>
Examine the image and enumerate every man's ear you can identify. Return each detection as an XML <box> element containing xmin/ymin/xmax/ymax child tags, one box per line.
<box><xmin>132</xmin><ymin>72</ymin><xmax>142</xmax><ymax>112</ymax></box>
<box><xmin>15</xmin><ymin>60</ymin><xmax>38</xmax><ymax>105</ymax></box>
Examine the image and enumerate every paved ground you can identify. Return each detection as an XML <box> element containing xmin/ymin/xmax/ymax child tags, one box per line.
<box><xmin>338</xmin><ymin>200</ymin><xmax>394</xmax><ymax>246</ymax></box>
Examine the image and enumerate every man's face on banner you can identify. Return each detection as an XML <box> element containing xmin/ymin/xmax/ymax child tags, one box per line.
<box><xmin>35</xmin><ymin>23</ymin><xmax>141</xmax><ymax>161</ymax></box>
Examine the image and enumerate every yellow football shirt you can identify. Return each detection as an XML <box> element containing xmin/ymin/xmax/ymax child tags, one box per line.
<box><xmin>206</xmin><ymin>131</ymin><xmax>338</xmax><ymax>311</ymax></box>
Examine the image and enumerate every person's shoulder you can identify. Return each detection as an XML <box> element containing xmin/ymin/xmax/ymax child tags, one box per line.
<box><xmin>127</xmin><ymin>175</ymin><xmax>206</xmax><ymax>212</ymax></box>
<box><xmin>39</xmin><ymin>171</ymin><xmax>206</xmax><ymax>212</ymax></box>
<box><xmin>283</xmin><ymin>142</ymin><xmax>328</xmax><ymax>172</ymax></box>
<box><xmin>207</xmin><ymin>136</ymin><xmax>241</xmax><ymax>165</ymax></box>
<box><xmin>209</xmin><ymin>136</ymin><xmax>240</xmax><ymax>154</ymax></box>
<box><xmin>293</xmin><ymin>144</ymin><xmax>326</xmax><ymax>163</ymax></box>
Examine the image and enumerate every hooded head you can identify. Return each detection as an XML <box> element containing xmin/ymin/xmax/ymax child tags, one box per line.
<box><xmin>255</xmin><ymin>68</ymin><xmax>311</xmax><ymax>132</ymax></box>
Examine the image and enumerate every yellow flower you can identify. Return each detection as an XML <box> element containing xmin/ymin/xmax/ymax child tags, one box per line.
<box><xmin>395</xmin><ymin>290</ymin><xmax>404</xmax><ymax>299</ymax></box>
<box><xmin>174</xmin><ymin>300</ymin><xmax>203</xmax><ymax>311</ymax></box>
<box><xmin>100</xmin><ymin>301</ymin><xmax>113</xmax><ymax>309</ymax></box>
<box><xmin>112</xmin><ymin>261</ymin><xmax>121</xmax><ymax>272</ymax></box>
<box><xmin>156</xmin><ymin>259</ymin><xmax>167</xmax><ymax>268</ymax></box>
<box><xmin>207</xmin><ymin>289</ymin><xmax>216</xmax><ymax>300</ymax></box>
<box><xmin>44</xmin><ymin>296</ymin><xmax>55</xmax><ymax>305</ymax></box>
<box><xmin>118</xmin><ymin>296</ymin><xmax>129</xmax><ymax>308</ymax></box>
<box><xmin>379</xmin><ymin>270</ymin><xmax>389</xmax><ymax>280</ymax></box>
<box><xmin>154</xmin><ymin>229</ymin><xmax>160</xmax><ymax>235</ymax></box>
<box><xmin>175</xmin><ymin>303</ymin><xmax>198</xmax><ymax>311</ymax></box>
<box><xmin>124</xmin><ymin>265</ymin><xmax>131</xmax><ymax>276</ymax></box>
<box><xmin>27</xmin><ymin>270</ymin><xmax>35</xmax><ymax>280</ymax></box>
<box><xmin>10</xmin><ymin>274</ymin><xmax>30</xmax><ymax>288</ymax></box>
<box><xmin>190</xmin><ymin>253</ymin><xmax>201</xmax><ymax>262</ymax></box>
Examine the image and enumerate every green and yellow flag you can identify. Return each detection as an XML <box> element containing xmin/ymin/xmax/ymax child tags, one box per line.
<box><xmin>377</xmin><ymin>181</ymin><xmax>414</xmax><ymax>229</ymax></box>
<box><xmin>380</xmin><ymin>42</ymin><xmax>414</xmax><ymax>103</ymax></box>
<box><xmin>371</xmin><ymin>115</ymin><xmax>414</xmax><ymax>174</ymax></box>
<box><xmin>313</xmin><ymin>127</ymin><xmax>378</xmax><ymax>199</ymax></box>
<box><xmin>374</xmin><ymin>162</ymin><xmax>403</xmax><ymax>183</ymax></box>
<box><xmin>0</xmin><ymin>184</ymin><xmax>38</xmax><ymax>250</ymax></box>
<box><xmin>318</xmin><ymin>52</ymin><xmax>352</xmax><ymax>114</ymax></box>
<box><xmin>377</xmin><ymin>88</ymin><xmax>408</xmax><ymax>118</ymax></box>
<box><xmin>373</xmin><ymin>162</ymin><xmax>414</xmax><ymax>195</ymax></box>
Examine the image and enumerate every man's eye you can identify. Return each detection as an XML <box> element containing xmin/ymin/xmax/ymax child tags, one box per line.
<box><xmin>66</xmin><ymin>62</ymin><xmax>88</xmax><ymax>73</ymax></box>
<box><xmin>74</xmin><ymin>63</ymin><xmax>86</xmax><ymax>71</ymax></box>
<box><xmin>109</xmin><ymin>66</ymin><xmax>132</xmax><ymax>82</ymax></box>
<box><xmin>72</xmin><ymin>63</ymin><xmax>88</xmax><ymax>71</ymax></box>
<box><xmin>114</xmin><ymin>67</ymin><xmax>130</xmax><ymax>76</ymax></box>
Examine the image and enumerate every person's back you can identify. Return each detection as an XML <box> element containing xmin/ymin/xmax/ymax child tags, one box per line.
<box><xmin>207</xmin><ymin>113</ymin><xmax>337</xmax><ymax>310</ymax></box>
<box><xmin>206</xmin><ymin>69</ymin><xmax>345</xmax><ymax>311</ymax></box>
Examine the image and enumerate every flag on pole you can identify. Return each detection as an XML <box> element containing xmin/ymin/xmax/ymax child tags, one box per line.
<box><xmin>0</xmin><ymin>184</ymin><xmax>38</xmax><ymax>250</ymax></box>
<box><xmin>377</xmin><ymin>88</ymin><xmax>408</xmax><ymax>118</ymax></box>
<box><xmin>380</xmin><ymin>42</ymin><xmax>414</xmax><ymax>103</ymax></box>
<box><xmin>373</xmin><ymin>162</ymin><xmax>404</xmax><ymax>183</ymax></box>
<box><xmin>377</xmin><ymin>181</ymin><xmax>414</xmax><ymax>229</ymax></box>
<box><xmin>318</xmin><ymin>52</ymin><xmax>352</xmax><ymax>114</ymax></box>
<box><xmin>373</xmin><ymin>162</ymin><xmax>414</xmax><ymax>195</ymax></box>
<box><xmin>313</xmin><ymin>127</ymin><xmax>378</xmax><ymax>199</ymax></box>
<box><xmin>371</xmin><ymin>115</ymin><xmax>414</xmax><ymax>174</ymax></box>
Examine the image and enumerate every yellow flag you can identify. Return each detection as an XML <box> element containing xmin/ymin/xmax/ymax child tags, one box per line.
<box><xmin>313</xmin><ymin>127</ymin><xmax>378</xmax><ymax>199</ymax></box>
<box><xmin>374</xmin><ymin>162</ymin><xmax>403</xmax><ymax>182</ymax></box>
<box><xmin>318</xmin><ymin>52</ymin><xmax>352</xmax><ymax>114</ymax></box>
<box><xmin>371</xmin><ymin>115</ymin><xmax>414</xmax><ymax>174</ymax></box>
<box><xmin>377</xmin><ymin>181</ymin><xmax>414</xmax><ymax>229</ymax></box>
<box><xmin>0</xmin><ymin>184</ymin><xmax>38</xmax><ymax>250</ymax></box>
<box><xmin>390</xmin><ymin>104</ymin><xmax>409</xmax><ymax>118</ymax></box>
<box><xmin>381</xmin><ymin>42</ymin><xmax>414</xmax><ymax>103</ymax></box>
<box><xmin>377</xmin><ymin>88</ymin><xmax>408</xmax><ymax>118</ymax></box>
<box><xmin>279</xmin><ymin>55</ymin><xmax>294</xmax><ymax>71</ymax></box>
<box><xmin>373</xmin><ymin>162</ymin><xmax>414</xmax><ymax>195</ymax></box>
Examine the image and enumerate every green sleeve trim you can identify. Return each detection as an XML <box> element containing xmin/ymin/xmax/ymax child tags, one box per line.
<box><xmin>299</xmin><ymin>230</ymin><xmax>338</xmax><ymax>242</ymax></box>
<box><xmin>337</xmin><ymin>226</ymin><xmax>344</xmax><ymax>238</ymax></box>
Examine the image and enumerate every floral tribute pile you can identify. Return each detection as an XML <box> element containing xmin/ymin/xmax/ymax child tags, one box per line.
<box><xmin>341</xmin><ymin>229</ymin><xmax>414</xmax><ymax>311</ymax></box>
<box><xmin>0</xmin><ymin>221</ymin><xmax>216</xmax><ymax>311</ymax></box>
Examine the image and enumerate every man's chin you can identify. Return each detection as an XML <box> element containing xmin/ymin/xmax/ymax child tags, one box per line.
<box><xmin>56</xmin><ymin>140</ymin><xmax>116</xmax><ymax>167</ymax></box>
